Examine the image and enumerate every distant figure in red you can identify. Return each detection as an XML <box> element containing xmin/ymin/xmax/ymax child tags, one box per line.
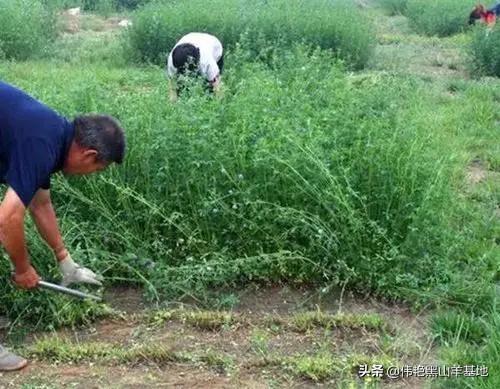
<box><xmin>469</xmin><ymin>3</ymin><xmax>500</xmax><ymax>26</ymax></box>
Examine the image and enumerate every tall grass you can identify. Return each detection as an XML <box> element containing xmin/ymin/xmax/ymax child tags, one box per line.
<box><xmin>434</xmin><ymin>308</ymin><xmax>500</xmax><ymax>389</ymax></box>
<box><xmin>1</xmin><ymin>42</ymin><xmax>496</xmax><ymax>329</ymax></box>
<box><xmin>0</xmin><ymin>0</ymin><xmax>57</xmax><ymax>60</ymax></box>
<box><xmin>126</xmin><ymin>0</ymin><xmax>375</xmax><ymax>69</ymax></box>
<box><xmin>405</xmin><ymin>0</ymin><xmax>475</xmax><ymax>37</ymax></box>
<box><xmin>469</xmin><ymin>27</ymin><xmax>500</xmax><ymax>77</ymax></box>
<box><xmin>378</xmin><ymin>0</ymin><xmax>408</xmax><ymax>16</ymax></box>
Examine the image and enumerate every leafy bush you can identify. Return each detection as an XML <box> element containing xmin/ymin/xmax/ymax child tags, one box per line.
<box><xmin>405</xmin><ymin>0</ymin><xmax>474</xmax><ymax>36</ymax></box>
<box><xmin>2</xmin><ymin>45</ymin><xmax>490</xmax><ymax>313</ymax></box>
<box><xmin>126</xmin><ymin>0</ymin><xmax>374</xmax><ymax>69</ymax></box>
<box><xmin>469</xmin><ymin>27</ymin><xmax>500</xmax><ymax>77</ymax></box>
<box><xmin>0</xmin><ymin>0</ymin><xmax>57</xmax><ymax>60</ymax></box>
<box><xmin>378</xmin><ymin>0</ymin><xmax>408</xmax><ymax>15</ymax></box>
<box><xmin>0</xmin><ymin>38</ymin><xmax>497</xmax><ymax>328</ymax></box>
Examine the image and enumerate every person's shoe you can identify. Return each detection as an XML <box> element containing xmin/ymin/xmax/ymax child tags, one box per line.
<box><xmin>0</xmin><ymin>345</ymin><xmax>28</xmax><ymax>371</ymax></box>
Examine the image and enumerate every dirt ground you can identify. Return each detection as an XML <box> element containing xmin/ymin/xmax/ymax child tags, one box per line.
<box><xmin>0</xmin><ymin>284</ymin><xmax>434</xmax><ymax>389</ymax></box>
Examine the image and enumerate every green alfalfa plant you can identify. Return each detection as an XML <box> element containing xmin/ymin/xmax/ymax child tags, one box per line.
<box><xmin>378</xmin><ymin>0</ymin><xmax>408</xmax><ymax>16</ymax></box>
<box><xmin>468</xmin><ymin>26</ymin><xmax>500</xmax><ymax>77</ymax></box>
<box><xmin>405</xmin><ymin>0</ymin><xmax>474</xmax><ymax>37</ymax></box>
<box><xmin>0</xmin><ymin>0</ymin><xmax>58</xmax><ymax>60</ymax></box>
<box><xmin>126</xmin><ymin>0</ymin><xmax>374</xmax><ymax>69</ymax></box>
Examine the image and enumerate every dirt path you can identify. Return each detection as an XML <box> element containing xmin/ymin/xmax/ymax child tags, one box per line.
<box><xmin>366</xmin><ymin>6</ymin><xmax>468</xmax><ymax>80</ymax></box>
<box><xmin>0</xmin><ymin>285</ymin><xmax>434</xmax><ymax>388</ymax></box>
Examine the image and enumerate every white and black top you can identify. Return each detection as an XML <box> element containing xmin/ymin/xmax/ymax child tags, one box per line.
<box><xmin>167</xmin><ymin>33</ymin><xmax>224</xmax><ymax>83</ymax></box>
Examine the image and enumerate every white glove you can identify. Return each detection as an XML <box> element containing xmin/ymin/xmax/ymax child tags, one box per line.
<box><xmin>59</xmin><ymin>254</ymin><xmax>103</xmax><ymax>287</ymax></box>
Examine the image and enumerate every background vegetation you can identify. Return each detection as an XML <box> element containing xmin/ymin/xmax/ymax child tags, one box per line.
<box><xmin>0</xmin><ymin>0</ymin><xmax>498</xmax><ymax>386</ymax></box>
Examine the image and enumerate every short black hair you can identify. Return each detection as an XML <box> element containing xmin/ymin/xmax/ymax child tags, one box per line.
<box><xmin>171</xmin><ymin>43</ymin><xmax>200</xmax><ymax>74</ymax></box>
<box><xmin>73</xmin><ymin>115</ymin><xmax>126</xmax><ymax>164</ymax></box>
<box><xmin>469</xmin><ymin>5</ymin><xmax>484</xmax><ymax>25</ymax></box>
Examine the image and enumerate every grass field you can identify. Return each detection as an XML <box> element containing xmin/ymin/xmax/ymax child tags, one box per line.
<box><xmin>0</xmin><ymin>0</ymin><xmax>499</xmax><ymax>387</ymax></box>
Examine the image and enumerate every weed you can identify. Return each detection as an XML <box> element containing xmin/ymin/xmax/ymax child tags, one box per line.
<box><xmin>0</xmin><ymin>0</ymin><xmax>57</xmax><ymax>60</ymax></box>
<box><xmin>291</xmin><ymin>311</ymin><xmax>386</xmax><ymax>332</ymax></box>
<box><xmin>149</xmin><ymin>309</ymin><xmax>235</xmax><ymax>330</ymax></box>
<box><xmin>468</xmin><ymin>26</ymin><xmax>500</xmax><ymax>77</ymax></box>
<box><xmin>406</xmin><ymin>0</ymin><xmax>474</xmax><ymax>37</ymax></box>
<box><xmin>378</xmin><ymin>0</ymin><xmax>408</xmax><ymax>16</ymax></box>
<box><xmin>126</xmin><ymin>0</ymin><xmax>375</xmax><ymax>69</ymax></box>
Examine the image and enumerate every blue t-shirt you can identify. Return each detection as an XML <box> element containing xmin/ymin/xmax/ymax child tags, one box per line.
<box><xmin>0</xmin><ymin>81</ymin><xmax>74</xmax><ymax>206</ymax></box>
<box><xmin>490</xmin><ymin>3</ymin><xmax>500</xmax><ymax>14</ymax></box>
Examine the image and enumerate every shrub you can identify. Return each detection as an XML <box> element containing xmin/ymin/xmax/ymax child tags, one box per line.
<box><xmin>378</xmin><ymin>0</ymin><xmax>408</xmax><ymax>16</ymax></box>
<box><xmin>126</xmin><ymin>0</ymin><xmax>375</xmax><ymax>69</ymax></box>
<box><xmin>405</xmin><ymin>0</ymin><xmax>474</xmax><ymax>37</ymax></box>
<box><xmin>0</xmin><ymin>0</ymin><xmax>57</xmax><ymax>60</ymax></box>
<box><xmin>469</xmin><ymin>27</ymin><xmax>500</xmax><ymax>77</ymax></box>
<box><xmin>0</xmin><ymin>45</ymin><xmax>496</xmax><ymax>327</ymax></box>
<box><xmin>7</xmin><ymin>49</ymin><xmax>467</xmax><ymax>299</ymax></box>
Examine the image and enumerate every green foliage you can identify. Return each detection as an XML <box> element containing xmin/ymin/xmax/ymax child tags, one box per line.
<box><xmin>115</xmin><ymin>0</ymin><xmax>151</xmax><ymax>9</ymax></box>
<box><xmin>469</xmin><ymin>27</ymin><xmax>500</xmax><ymax>77</ymax></box>
<box><xmin>291</xmin><ymin>311</ymin><xmax>386</xmax><ymax>332</ymax></box>
<box><xmin>0</xmin><ymin>0</ymin><xmax>57</xmax><ymax>60</ymax></box>
<box><xmin>290</xmin><ymin>352</ymin><xmax>340</xmax><ymax>381</ymax></box>
<box><xmin>126</xmin><ymin>0</ymin><xmax>375</xmax><ymax>69</ymax></box>
<box><xmin>250</xmin><ymin>328</ymin><xmax>270</xmax><ymax>356</ymax></box>
<box><xmin>149</xmin><ymin>309</ymin><xmax>234</xmax><ymax>330</ymax></box>
<box><xmin>50</xmin><ymin>32</ymin><xmax>127</xmax><ymax>67</ymax></box>
<box><xmin>436</xmin><ymin>309</ymin><xmax>499</xmax><ymax>389</ymax></box>
<box><xmin>82</xmin><ymin>0</ymin><xmax>115</xmax><ymax>14</ymax></box>
<box><xmin>0</xmin><ymin>3</ymin><xmax>498</xmax><ymax>387</ymax></box>
<box><xmin>378</xmin><ymin>0</ymin><xmax>408</xmax><ymax>16</ymax></box>
<box><xmin>431</xmin><ymin>310</ymin><xmax>487</xmax><ymax>345</ymax></box>
<box><xmin>0</xmin><ymin>42</ymin><xmax>497</xmax><ymax>327</ymax></box>
<box><xmin>30</xmin><ymin>337</ymin><xmax>179</xmax><ymax>363</ymax></box>
<box><xmin>406</xmin><ymin>0</ymin><xmax>474</xmax><ymax>36</ymax></box>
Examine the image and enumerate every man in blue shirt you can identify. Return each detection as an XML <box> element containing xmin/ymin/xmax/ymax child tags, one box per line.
<box><xmin>0</xmin><ymin>81</ymin><xmax>126</xmax><ymax>371</ymax></box>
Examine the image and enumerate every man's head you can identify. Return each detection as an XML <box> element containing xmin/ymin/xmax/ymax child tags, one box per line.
<box><xmin>469</xmin><ymin>4</ymin><xmax>486</xmax><ymax>25</ymax></box>
<box><xmin>64</xmin><ymin>115</ymin><xmax>125</xmax><ymax>175</ymax></box>
<box><xmin>172</xmin><ymin>43</ymin><xmax>200</xmax><ymax>74</ymax></box>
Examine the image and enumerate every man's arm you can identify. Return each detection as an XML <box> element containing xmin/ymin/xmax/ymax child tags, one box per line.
<box><xmin>29</xmin><ymin>189</ymin><xmax>67</xmax><ymax>261</ymax></box>
<box><xmin>0</xmin><ymin>188</ymin><xmax>40</xmax><ymax>288</ymax></box>
<box><xmin>29</xmin><ymin>189</ymin><xmax>103</xmax><ymax>287</ymax></box>
<box><xmin>212</xmin><ymin>75</ymin><xmax>223</xmax><ymax>99</ymax></box>
<box><xmin>168</xmin><ymin>78</ymin><xmax>178</xmax><ymax>102</ymax></box>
